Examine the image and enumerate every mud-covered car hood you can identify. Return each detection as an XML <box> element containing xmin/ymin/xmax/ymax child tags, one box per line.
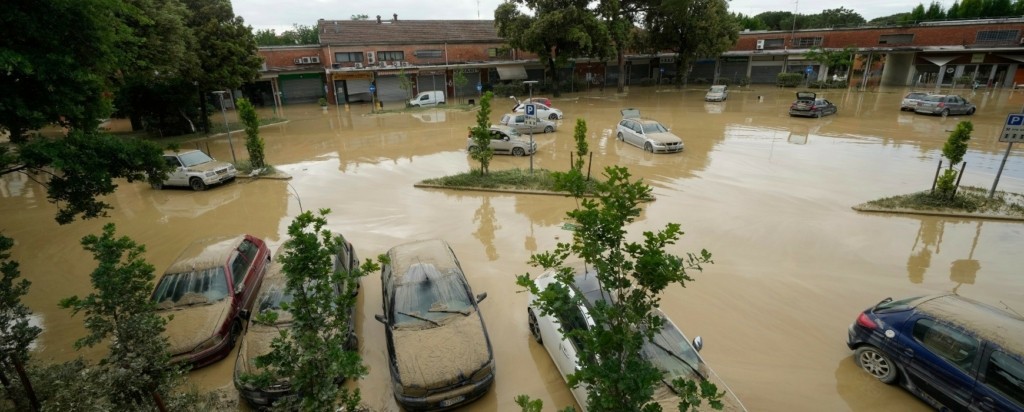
<box><xmin>392</xmin><ymin>312</ymin><xmax>491</xmax><ymax>389</ymax></box>
<box><xmin>646</xmin><ymin>132</ymin><xmax>683</xmax><ymax>145</ymax></box>
<box><xmin>651</xmin><ymin>380</ymin><xmax>747</xmax><ymax>411</ymax></box>
<box><xmin>161</xmin><ymin>300</ymin><xmax>231</xmax><ymax>356</ymax></box>
<box><xmin>236</xmin><ymin>323</ymin><xmax>287</xmax><ymax>376</ymax></box>
<box><xmin>188</xmin><ymin>160</ymin><xmax>233</xmax><ymax>173</ymax></box>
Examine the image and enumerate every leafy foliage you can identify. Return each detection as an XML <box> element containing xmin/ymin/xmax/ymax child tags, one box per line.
<box><xmin>936</xmin><ymin>121</ymin><xmax>972</xmax><ymax>196</ymax></box>
<box><xmin>0</xmin><ymin>236</ymin><xmax>41</xmax><ymax>365</ymax></box>
<box><xmin>469</xmin><ymin>92</ymin><xmax>496</xmax><ymax>175</ymax></box>
<box><xmin>517</xmin><ymin>166</ymin><xmax>720</xmax><ymax>411</ymax></box>
<box><xmin>58</xmin><ymin>224</ymin><xmax>180</xmax><ymax>410</ymax></box>
<box><xmin>252</xmin><ymin>24</ymin><xmax>319</xmax><ymax>46</ymax></box>
<box><xmin>776</xmin><ymin>72</ymin><xmax>804</xmax><ymax>87</ymax></box>
<box><xmin>554</xmin><ymin>119</ymin><xmax>593</xmax><ymax>199</ymax></box>
<box><xmin>802</xmin><ymin>46</ymin><xmax>857</xmax><ymax>78</ymax></box>
<box><xmin>640</xmin><ymin>0</ymin><xmax>739</xmax><ymax>86</ymax></box>
<box><xmin>182</xmin><ymin>0</ymin><xmax>263</xmax><ymax>91</ymax></box>
<box><xmin>246</xmin><ymin>210</ymin><xmax>381</xmax><ymax>411</ymax></box>
<box><xmin>236</xmin><ymin>97</ymin><xmax>266</xmax><ymax>169</ymax></box>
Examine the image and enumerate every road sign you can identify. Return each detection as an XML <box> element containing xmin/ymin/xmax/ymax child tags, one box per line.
<box><xmin>476</xmin><ymin>82</ymin><xmax>482</xmax><ymax>92</ymax></box>
<box><xmin>805</xmin><ymin>65</ymin><xmax>813</xmax><ymax>74</ymax></box>
<box><xmin>525</xmin><ymin>104</ymin><xmax>536</xmax><ymax>117</ymax></box>
<box><xmin>1000</xmin><ymin>113</ymin><xmax>1024</xmax><ymax>143</ymax></box>
<box><xmin>369</xmin><ymin>84</ymin><xmax>376</xmax><ymax>93</ymax></box>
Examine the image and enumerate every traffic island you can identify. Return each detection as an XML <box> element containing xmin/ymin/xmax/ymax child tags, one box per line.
<box><xmin>853</xmin><ymin>186</ymin><xmax>1024</xmax><ymax>221</ymax></box>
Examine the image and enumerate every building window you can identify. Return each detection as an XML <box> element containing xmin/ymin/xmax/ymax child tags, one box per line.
<box><xmin>763</xmin><ymin>38</ymin><xmax>785</xmax><ymax>49</ymax></box>
<box><xmin>791</xmin><ymin>37</ymin><xmax>823</xmax><ymax>47</ymax></box>
<box><xmin>335</xmin><ymin>52</ymin><xmax>364</xmax><ymax>63</ymax></box>
<box><xmin>487</xmin><ymin>47</ymin><xmax>511</xmax><ymax>58</ymax></box>
<box><xmin>377</xmin><ymin>51</ymin><xmax>404</xmax><ymax>61</ymax></box>
<box><xmin>975</xmin><ymin>30</ymin><xmax>1019</xmax><ymax>44</ymax></box>
<box><xmin>879</xmin><ymin>34</ymin><xmax>914</xmax><ymax>45</ymax></box>
<box><xmin>414</xmin><ymin>49</ymin><xmax>443</xmax><ymax>58</ymax></box>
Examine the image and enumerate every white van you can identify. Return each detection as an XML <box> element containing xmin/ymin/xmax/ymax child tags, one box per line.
<box><xmin>408</xmin><ymin>90</ymin><xmax>446</xmax><ymax>107</ymax></box>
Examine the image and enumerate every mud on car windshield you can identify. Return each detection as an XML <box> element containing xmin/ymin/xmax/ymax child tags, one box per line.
<box><xmin>393</xmin><ymin>264</ymin><xmax>474</xmax><ymax>328</ymax></box>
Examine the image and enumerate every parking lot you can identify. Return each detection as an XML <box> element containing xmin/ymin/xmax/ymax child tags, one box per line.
<box><xmin>3</xmin><ymin>85</ymin><xmax>1023</xmax><ymax>411</ymax></box>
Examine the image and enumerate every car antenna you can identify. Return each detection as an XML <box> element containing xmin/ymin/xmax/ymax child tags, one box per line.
<box><xmin>1000</xmin><ymin>301</ymin><xmax>1022</xmax><ymax>317</ymax></box>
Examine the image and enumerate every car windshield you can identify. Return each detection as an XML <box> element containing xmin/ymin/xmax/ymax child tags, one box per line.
<box><xmin>642</xmin><ymin>122</ymin><xmax>668</xmax><ymax>134</ymax></box>
<box><xmin>906</xmin><ymin>93</ymin><xmax>928</xmax><ymax>99</ymax></box>
<box><xmin>393</xmin><ymin>263</ymin><xmax>473</xmax><ymax>329</ymax></box>
<box><xmin>641</xmin><ymin>316</ymin><xmax>704</xmax><ymax>381</ymax></box>
<box><xmin>709</xmin><ymin>86</ymin><xmax>726</xmax><ymax>93</ymax></box>
<box><xmin>254</xmin><ymin>280</ymin><xmax>295</xmax><ymax>324</ymax></box>
<box><xmin>178</xmin><ymin>151</ymin><xmax>214</xmax><ymax>167</ymax></box>
<box><xmin>152</xmin><ymin>267</ymin><xmax>229</xmax><ymax>309</ymax></box>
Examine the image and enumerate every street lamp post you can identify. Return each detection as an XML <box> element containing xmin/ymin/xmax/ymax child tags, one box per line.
<box><xmin>522</xmin><ymin>80</ymin><xmax>539</xmax><ymax>174</ymax></box>
<box><xmin>211</xmin><ymin>90</ymin><xmax>238</xmax><ymax>164</ymax></box>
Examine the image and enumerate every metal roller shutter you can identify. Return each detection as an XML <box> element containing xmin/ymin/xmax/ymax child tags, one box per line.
<box><xmin>605</xmin><ymin>66</ymin><xmax>620</xmax><ymax>85</ymax></box>
<box><xmin>455</xmin><ymin>71</ymin><xmax>479</xmax><ymax>99</ymax></box>
<box><xmin>630</xmin><ymin>64</ymin><xmax>650</xmax><ymax>81</ymax></box>
<box><xmin>720</xmin><ymin>61</ymin><xmax>748</xmax><ymax>83</ymax></box>
<box><xmin>345</xmin><ymin>79</ymin><xmax>371</xmax><ymax>102</ymax></box>
<box><xmin>375</xmin><ymin>76</ymin><xmax>406</xmax><ymax>102</ymax></box>
<box><xmin>417</xmin><ymin>74</ymin><xmax>445</xmax><ymax>92</ymax></box>
<box><xmin>751</xmin><ymin>65</ymin><xmax>783</xmax><ymax>84</ymax></box>
<box><xmin>281</xmin><ymin>77</ymin><xmax>323</xmax><ymax>104</ymax></box>
<box><xmin>689</xmin><ymin>61</ymin><xmax>715</xmax><ymax>82</ymax></box>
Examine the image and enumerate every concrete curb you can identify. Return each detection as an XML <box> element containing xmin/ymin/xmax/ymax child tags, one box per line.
<box><xmin>237</xmin><ymin>171</ymin><xmax>293</xmax><ymax>181</ymax></box>
<box><xmin>851</xmin><ymin>204</ymin><xmax>1024</xmax><ymax>222</ymax></box>
<box><xmin>413</xmin><ymin>183</ymin><xmax>581</xmax><ymax>197</ymax></box>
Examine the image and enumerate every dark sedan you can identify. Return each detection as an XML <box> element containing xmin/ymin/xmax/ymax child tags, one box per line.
<box><xmin>914</xmin><ymin>94</ymin><xmax>976</xmax><ymax>116</ymax></box>
<box><xmin>789</xmin><ymin>91</ymin><xmax>837</xmax><ymax>118</ymax></box>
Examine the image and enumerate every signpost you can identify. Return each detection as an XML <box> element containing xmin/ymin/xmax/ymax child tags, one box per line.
<box><xmin>369</xmin><ymin>83</ymin><xmax>377</xmax><ymax>113</ymax></box>
<box><xmin>523</xmin><ymin>80</ymin><xmax>539</xmax><ymax>173</ymax></box>
<box><xmin>989</xmin><ymin>113</ymin><xmax>1024</xmax><ymax>197</ymax></box>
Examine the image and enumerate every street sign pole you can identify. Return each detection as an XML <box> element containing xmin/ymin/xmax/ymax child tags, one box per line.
<box><xmin>524</xmin><ymin>80</ymin><xmax>538</xmax><ymax>174</ymax></box>
<box><xmin>990</xmin><ymin>112</ymin><xmax>1024</xmax><ymax>198</ymax></box>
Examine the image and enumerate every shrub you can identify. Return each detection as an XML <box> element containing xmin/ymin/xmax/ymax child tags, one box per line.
<box><xmin>777</xmin><ymin>73</ymin><xmax>803</xmax><ymax>87</ymax></box>
<box><xmin>492</xmin><ymin>82</ymin><xmax>525</xmax><ymax>98</ymax></box>
<box><xmin>739</xmin><ymin>77</ymin><xmax>751</xmax><ymax>86</ymax></box>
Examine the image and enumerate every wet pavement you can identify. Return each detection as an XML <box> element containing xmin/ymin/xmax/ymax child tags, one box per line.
<box><xmin>3</xmin><ymin>85</ymin><xmax>1024</xmax><ymax>411</ymax></box>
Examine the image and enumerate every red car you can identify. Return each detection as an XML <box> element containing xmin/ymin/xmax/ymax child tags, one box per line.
<box><xmin>152</xmin><ymin>234</ymin><xmax>271</xmax><ymax>368</ymax></box>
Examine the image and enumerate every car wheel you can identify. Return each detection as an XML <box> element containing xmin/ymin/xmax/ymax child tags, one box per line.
<box><xmin>617</xmin><ymin>132</ymin><xmax>624</xmax><ymax>141</ymax></box>
<box><xmin>855</xmin><ymin>346</ymin><xmax>898</xmax><ymax>384</ymax></box>
<box><xmin>941</xmin><ymin>109</ymin><xmax>950</xmax><ymax>117</ymax></box>
<box><xmin>548</xmin><ymin>113</ymin><xmax>558</xmax><ymax>120</ymax></box>
<box><xmin>527</xmin><ymin>308</ymin><xmax>542</xmax><ymax>343</ymax></box>
<box><xmin>815</xmin><ymin>111</ymin><xmax>822</xmax><ymax>118</ymax></box>
<box><xmin>644</xmin><ymin>142</ymin><xmax>654</xmax><ymax>153</ymax></box>
<box><xmin>967</xmin><ymin>108</ymin><xmax>975</xmax><ymax>115</ymax></box>
<box><xmin>544</xmin><ymin>126</ymin><xmax>554</xmax><ymax>133</ymax></box>
<box><xmin>189</xmin><ymin>178</ymin><xmax>206</xmax><ymax>191</ymax></box>
<box><xmin>345</xmin><ymin>332</ymin><xmax>359</xmax><ymax>351</ymax></box>
<box><xmin>228</xmin><ymin>319</ymin><xmax>242</xmax><ymax>349</ymax></box>
<box><xmin>512</xmin><ymin>147</ymin><xmax>526</xmax><ymax>157</ymax></box>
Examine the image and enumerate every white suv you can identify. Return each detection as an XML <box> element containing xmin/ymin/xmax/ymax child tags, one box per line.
<box><xmin>156</xmin><ymin>149</ymin><xmax>236</xmax><ymax>191</ymax></box>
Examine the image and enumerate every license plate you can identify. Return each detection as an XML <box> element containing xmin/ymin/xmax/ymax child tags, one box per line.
<box><xmin>440</xmin><ymin>395</ymin><xmax>465</xmax><ymax>407</ymax></box>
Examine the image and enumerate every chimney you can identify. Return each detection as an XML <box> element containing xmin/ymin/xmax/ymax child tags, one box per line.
<box><xmin>393</xmin><ymin>13</ymin><xmax>398</xmax><ymax>22</ymax></box>
<box><xmin>376</xmin><ymin>15</ymin><xmax>381</xmax><ymax>24</ymax></box>
<box><xmin>333</xmin><ymin>21</ymin><xmax>339</xmax><ymax>33</ymax></box>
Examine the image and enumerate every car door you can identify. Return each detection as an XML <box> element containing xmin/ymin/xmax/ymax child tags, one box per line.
<box><xmin>825</xmin><ymin>100</ymin><xmax>836</xmax><ymax>115</ymax></box>
<box><xmin>552</xmin><ymin>302</ymin><xmax>591</xmax><ymax>409</ymax></box>
<box><xmin>490</xmin><ymin>130</ymin><xmax>511</xmax><ymax>154</ymax></box>
<box><xmin>164</xmin><ymin>155</ymin><xmax>186</xmax><ymax>186</ymax></box>
<box><xmin>231</xmin><ymin>239</ymin><xmax>267</xmax><ymax>315</ymax></box>
<box><xmin>952</xmin><ymin>96</ymin><xmax>967</xmax><ymax>114</ymax></box>
<box><xmin>970</xmin><ymin>348</ymin><xmax>1024</xmax><ymax>412</ymax></box>
<box><xmin>902</xmin><ymin>316</ymin><xmax>981</xmax><ymax>411</ymax></box>
<box><xmin>512</xmin><ymin>114</ymin><xmax>529</xmax><ymax>133</ymax></box>
<box><xmin>631</xmin><ymin>122</ymin><xmax>646</xmax><ymax>147</ymax></box>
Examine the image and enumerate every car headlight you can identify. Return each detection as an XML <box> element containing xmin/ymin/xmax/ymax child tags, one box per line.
<box><xmin>192</xmin><ymin>333</ymin><xmax>225</xmax><ymax>354</ymax></box>
<box><xmin>205</xmin><ymin>171</ymin><xmax>216</xmax><ymax>177</ymax></box>
<box><xmin>471</xmin><ymin>360</ymin><xmax>494</xmax><ymax>383</ymax></box>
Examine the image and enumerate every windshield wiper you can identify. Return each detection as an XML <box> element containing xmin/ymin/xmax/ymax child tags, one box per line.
<box><xmin>428</xmin><ymin>307</ymin><xmax>471</xmax><ymax>316</ymax></box>
<box><xmin>397</xmin><ymin>311</ymin><xmax>440</xmax><ymax>326</ymax></box>
<box><xmin>650</xmin><ymin>339</ymin><xmax>706</xmax><ymax>380</ymax></box>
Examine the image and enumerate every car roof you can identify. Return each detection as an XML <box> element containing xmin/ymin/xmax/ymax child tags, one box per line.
<box><xmin>914</xmin><ymin>294</ymin><xmax>1024</xmax><ymax>355</ymax></box>
<box><xmin>386</xmin><ymin>239</ymin><xmax>461</xmax><ymax>286</ymax></box>
<box><xmin>489</xmin><ymin>124</ymin><xmax>517</xmax><ymax>133</ymax></box>
<box><xmin>165</xmin><ymin>235</ymin><xmax>247</xmax><ymax>273</ymax></box>
<box><xmin>162</xmin><ymin>149</ymin><xmax>202</xmax><ymax>156</ymax></box>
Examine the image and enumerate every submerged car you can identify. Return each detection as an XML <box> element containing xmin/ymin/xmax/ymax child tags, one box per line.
<box><xmin>914</xmin><ymin>94</ymin><xmax>976</xmax><ymax>116</ymax></box>
<box><xmin>705</xmin><ymin>85</ymin><xmax>728</xmax><ymax>102</ymax></box>
<box><xmin>466</xmin><ymin>125</ymin><xmax>537</xmax><ymax>157</ymax></box>
<box><xmin>513</xmin><ymin>101</ymin><xmax>563</xmax><ymax>120</ymax></box>
<box><xmin>527</xmin><ymin>268</ymin><xmax>747</xmax><ymax>411</ymax></box>
<box><xmin>234</xmin><ymin>240</ymin><xmax>360</xmax><ymax>408</ymax></box>
<box><xmin>499</xmin><ymin>112</ymin><xmax>556</xmax><ymax>134</ymax></box>
<box><xmin>847</xmin><ymin>294</ymin><xmax>1024</xmax><ymax>412</ymax></box>
<box><xmin>152</xmin><ymin>235</ymin><xmax>271</xmax><ymax>368</ymax></box>
<box><xmin>616</xmin><ymin>108</ymin><xmax>684</xmax><ymax>153</ymax></box>
<box><xmin>156</xmin><ymin>149</ymin><xmax>236</xmax><ymax>191</ymax></box>
<box><xmin>900</xmin><ymin>92</ymin><xmax>931</xmax><ymax>111</ymax></box>
<box><xmin>375</xmin><ymin>239</ymin><xmax>494</xmax><ymax>410</ymax></box>
<box><xmin>788</xmin><ymin>91</ymin><xmax>837</xmax><ymax>118</ymax></box>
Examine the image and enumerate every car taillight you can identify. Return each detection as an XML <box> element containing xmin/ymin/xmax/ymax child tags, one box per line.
<box><xmin>856</xmin><ymin>312</ymin><xmax>877</xmax><ymax>330</ymax></box>
<box><xmin>937</xmin><ymin>102</ymin><xmax>945</xmax><ymax>108</ymax></box>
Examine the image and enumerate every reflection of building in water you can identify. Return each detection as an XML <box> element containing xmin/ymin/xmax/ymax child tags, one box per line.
<box><xmin>906</xmin><ymin>218</ymin><xmax>983</xmax><ymax>288</ymax></box>
<box><xmin>0</xmin><ymin>171</ymin><xmax>32</xmax><ymax>198</ymax></box>
<box><xmin>473</xmin><ymin>196</ymin><xmax>500</xmax><ymax>261</ymax></box>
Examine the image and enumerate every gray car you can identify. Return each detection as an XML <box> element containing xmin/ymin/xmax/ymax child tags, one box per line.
<box><xmin>467</xmin><ymin>125</ymin><xmax>537</xmax><ymax>157</ymax></box>
<box><xmin>914</xmin><ymin>94</ymin><xmax>976</xmax><ymax>116</ymax></box>
<box><xmin>616</xmin><ymin>109</ymin><xmax>684</xmax><ymax>153</ymax></box>
<box><xmin>499</xmin><ymin>113</ymin><xmax>556</xmax><ymax>134</ymax></box>
<box><xmin>900</xmin><ymin>92</ymin><xmax>930</xmax><ymax>111</ymax></box>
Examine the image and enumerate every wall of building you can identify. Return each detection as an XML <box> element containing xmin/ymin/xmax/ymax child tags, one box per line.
<box><xmin>735</xmin><ymin>22</ymin><xmax>1024</xmax><ymax>51</ymax></box>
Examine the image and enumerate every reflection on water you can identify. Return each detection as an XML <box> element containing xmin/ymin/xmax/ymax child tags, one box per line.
<box><xmin>4</xmin><ymin>86</ymin><xmax>1024</xmax><ymax>411</ymax></box>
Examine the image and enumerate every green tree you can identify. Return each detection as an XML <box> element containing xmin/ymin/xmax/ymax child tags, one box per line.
<box><xmin>948</xmin><ymin>1</ymin><xmax>962</xmax><ymax>18</ymax></box>
<box><xmin>469</xmin><ymin>92</ymin><xmax>496</xmax><ymax>175</ymax></box>
<box><xmin>936</xmin><ymin>121</ymin><xmax>973</xmax><ymax>196</ymax></box>
<box><xmin>817</xmin><ymin>7</ymin><xmax>866</xmax><ymax>27</ymax></box>
<box><xmin>517</xmin><ymin>166</ymin><xmax>721</xmax><ymax>412</ymax></box>
<box><xmin>495</xmin><ymin>0</ymin><xmax>612</xmax><ymax>97</ymax></box>
<box><xmin>597</xmin><ymin>0</ymin><xmax>643</xmax><ymax>93</ymax></box>
<box><xmin>642</xmin><ymin>0</ymin><xmax>739</xmax><ymax>87</ymax></box>
<box><xmin>59</xmin><ymin>224</ymin><xmax>180</xmax><ymax>411</ymax></box>
<box><xmin>247</xmin><ymin>210</ymin><xmax>380</xmax><ymax>411</ymax></box>
<box><xmin>453</xmin><ymin>70</ymin><xmax>469</xmax><ymax>103</ymax></box>
<box><xmin>236</xmin><ymin>97</ymin><xmax>266</xmax><ymax>169</ymax></box>
<box><xmin>351</xmin><ymin>14</ymin><xmax>369</xmax><ymax>20</ymax></box>
<box><xmin>0</xmin><ymin>235</ymin><xmax>42</xmax><ymax>412</ymax></box>
<box><xmin>254</xmin><ymin>28</ymin><xmax>285</xmax><ymax>46</ymax></box>
<box><xmin>397</xmin><ymin>68</ymin><xmax>414</xmax><ymax>100</ymax></box>
<box><xmin>181</xmin><ymin>0</ymin><xmax>263</xmax><ymax>132</ymax></box>
<box><xmin>733</xmin><ymin>13</ymin><xmax>768</xmax><ymax>30</ymax></box>
<box><xmin>910</xmin><ymin>4</ymin><xmax>927</xmax><ymax>21</ymax></box>
<box><xmin>924</xmin><ymin>1</ymin><xmax>947</xmax><ymax>19</ymax></box>
<box><xmin>802</xmin><ymin>46</ymin><xmax>858</xmax><ymax>78</ymax></box>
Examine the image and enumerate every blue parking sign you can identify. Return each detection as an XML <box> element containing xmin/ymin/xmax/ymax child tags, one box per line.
<box><xmin>369</xmin><ymin>84</ymin><xmax>376</xmax><ymax>93</ymax></box>
<box><xmin>476</xmin><ymin>82</ymin><xmax>482</xmax><ymax>92</ymax></box>
<box><xmin>805</xmin><ymin>65</ymin><xmax>813</xmax><ymax>74</ymax></box>
<box><xmin>525</xmin><ymin>104</ymin><xmax>536</xmax><ymax>116</ymax></box>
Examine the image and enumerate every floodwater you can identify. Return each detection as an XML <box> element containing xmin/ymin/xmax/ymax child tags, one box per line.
<box><xmin>3</xmin><ymin>85</ymin><xmax>1024</xmax><ymax>412</ymax></box>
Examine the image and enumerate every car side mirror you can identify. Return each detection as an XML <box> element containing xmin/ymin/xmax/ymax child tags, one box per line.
<box><xmin>374</xmin><ymin>314</ymin><xmax>387</xmax><ymax>324</ymax></box>
<box><xmin>475</xmin><ymin>292</ymin><xmax>488</xmax><ymax>303</ymax></box>
<box><xmin>503</xmin><ymin>136</ymin><xmax>509</xmax><ymax>141</ymax></box>
<box><xmin>234</xmin><ymin>285</ymin><xmax>244</xmax><ymax>295</ymax></box>
<box><xmin>692</xmin><ymin>336</ymin><xmax>703</xmax><ymax>352</ymax></box>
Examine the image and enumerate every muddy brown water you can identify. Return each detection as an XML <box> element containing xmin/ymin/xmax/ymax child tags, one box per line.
<box><xmin>3</xmin><ymin>86</ymin><xmax>1024</xmax><ymax>411</ymax></box>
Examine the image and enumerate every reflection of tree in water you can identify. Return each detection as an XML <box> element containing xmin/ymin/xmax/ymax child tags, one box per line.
<box><xmin>950</xmin><ymin>221</ymin><xmax>982</xmax><ymax>293</ymax></box>
<box><xmin>473</xmin><ymin>196</ymin><xmax>500</xmax><ymax>261</ymax></box>
<box><xmin>906</xmin><ymin>218</ymin><xmax>982</xmax><ymax>288</ymax></box>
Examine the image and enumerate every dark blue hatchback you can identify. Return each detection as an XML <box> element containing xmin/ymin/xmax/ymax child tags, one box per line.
<box><xmin>847</xmin><ymin>294</ymin><xmax>1024</xmax><ymax>412</ymax></box>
